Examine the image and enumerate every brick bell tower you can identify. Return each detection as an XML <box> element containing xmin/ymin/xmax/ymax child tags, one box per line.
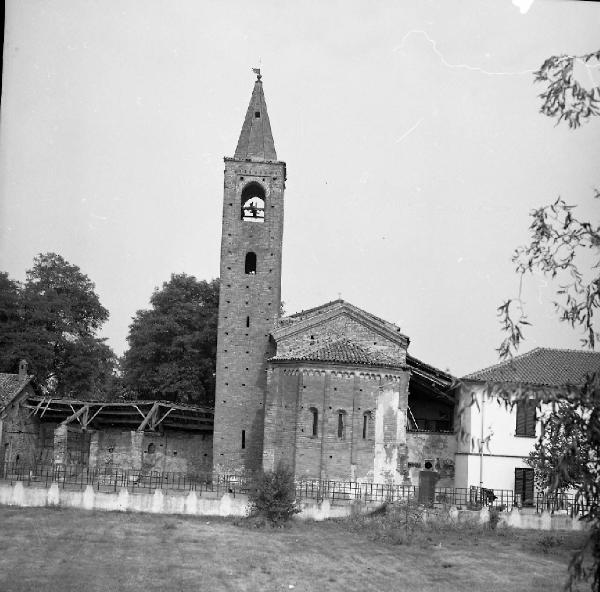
<box><xmin>212</xmin><ymin>71</ymin><xmax>286</xmax><ymax>474</ymax></box>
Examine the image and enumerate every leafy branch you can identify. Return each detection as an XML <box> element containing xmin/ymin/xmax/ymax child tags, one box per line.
<box><xmin>535</xmin><ymin>50</ymin><xmax>600</xmax><ymax>128</ymax></box>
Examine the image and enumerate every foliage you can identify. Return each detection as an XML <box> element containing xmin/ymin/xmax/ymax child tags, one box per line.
<box><xmin>122</xmin><ymin>274</ymin><xmax>219</xmax><ymax>406</ymax></box>
<box><xmin>0</xmin><ymin>254</ymin><xmax>117</xmax><ymax>399</ymax></box>
<box><xmin>526</xmin><ymin>401</ymin><xmax>591</xmax><ymax>491</ymax></box>
<box><xmin>247</xmin><ymin>463</ymin><xmax>300</xmax><ymax>525</ymax></box>
<box><xmin>535</xmin><ymin>50</ymin><xmax>600</xmax><ymax>128</ymax></box>
<box><xmin>494</xmin><ymin>48</ymin><xmax>600</xmax><ymax>592</ymax></box>
<box><xmin>488</xmin><ymin>505</ymin><xmax>505</xmax><ymax>530</ymax></box>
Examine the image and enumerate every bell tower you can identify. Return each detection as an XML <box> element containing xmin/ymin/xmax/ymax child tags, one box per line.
<box><xmin>213</xmin><ymin>71</ymin><xmax>286</xmax><ymax>474</ymax></box>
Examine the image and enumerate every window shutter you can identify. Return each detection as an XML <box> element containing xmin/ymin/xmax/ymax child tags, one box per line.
<box><xmin>516</xmin><ymin>402</ymin><xmax>526</xmax><ymax>435</ymax></box>
<box><xmin>515</xmin><ymin>468</ymin><xmax>524</xmax><ymax>498</ymax></box>
<box><xmin>524</xmin><ymin>469</ymin><xmax>534</xmax><ymax>505</ymax></box>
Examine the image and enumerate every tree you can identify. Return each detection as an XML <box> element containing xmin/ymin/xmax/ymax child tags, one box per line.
<box><xmin>495</xmin><ymin>48</ymin><xmax>600</xmax><ymax>591</ymax></box>
<box><xmin>122</xmin><ymin>274</ymin><xmax>219</xmax><ymax>406</ymax></box>
<box><xmin>0</xmin><ymin>253</ymin><xmax>117</xmax><ymax>399</ymax></box>
<box><xmin>526</xmin><ymin>401</ymin><xmax>591</xmax><ymax>492</ymax></box>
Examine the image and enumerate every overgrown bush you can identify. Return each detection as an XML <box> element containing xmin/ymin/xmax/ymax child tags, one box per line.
<box><xmin>488</xmin><ymin>505</ymin><xmax>506</xmax><ymax>530</ymax></box>
<box><xmin>247</xmin><ymin>463</ymin><xmax>300</xmax><ymax>526</ymax></box>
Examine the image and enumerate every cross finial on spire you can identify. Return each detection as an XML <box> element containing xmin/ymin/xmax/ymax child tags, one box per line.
<box><xmin>252</xmin><ymin>67</ymin><xmax>262</xmax><ymax>81</ymax></box>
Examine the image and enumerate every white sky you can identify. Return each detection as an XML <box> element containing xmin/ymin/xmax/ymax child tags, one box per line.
<box><xmin>1</xmin><ymin>0</ymin><xmax>599</xmax><ymax>377</ymax></box>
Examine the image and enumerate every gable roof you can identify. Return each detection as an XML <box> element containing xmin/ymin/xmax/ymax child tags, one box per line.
<box><xmin>273</xmin><ymin>299</ymin><xmax>409</xmax><ymax>347</ymax></box>
<box><xmin>270</xmin><ymin>337</ymin><xmax>406</xmax><ymax>370</ymax></box>
<box><xmin>463</xmin><ymin>347</ymin><xmax>600</xmax><ymax>386</ymax></box>
<box><xmin>0</xmin><ymin>373</ymin><xmax>33</xmax><ymax>408</ymax></box>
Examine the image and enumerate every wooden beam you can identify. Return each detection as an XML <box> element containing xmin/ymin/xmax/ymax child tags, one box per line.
<box><xmin>137</xmin><ymin>402</ymin><xmax>160</xmax><ymax>432</ymax></box>
<box><xmin>61</xmin><ymin>404</ymin><xmax>89</xmax><ymax>426</ymax></box>
<box><xmin>153</xmin><ymin>407</ymin><xmax>174</xmax><ymax>429</ymax></box>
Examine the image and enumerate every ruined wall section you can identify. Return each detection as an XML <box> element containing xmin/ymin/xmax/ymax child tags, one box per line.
<box><xmin>0</xmin><ymin>387</ymin><xmax>40</xmax><ymax>465</ymax></box>
<box><xmin>406</xmin><ymin>432</ymin><xmax>456</xmax><ymax>487</ymax></box>
<box><xmin>90</xmin><ymin>429</ymin><xmax>213</xmax><ymax>474</ymax></box>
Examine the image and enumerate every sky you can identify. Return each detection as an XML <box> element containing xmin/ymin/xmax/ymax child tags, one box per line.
<box><xmin>1</xmin><ymin>0</ymin><xmax>599</xmax><ymax>377</ymax></box>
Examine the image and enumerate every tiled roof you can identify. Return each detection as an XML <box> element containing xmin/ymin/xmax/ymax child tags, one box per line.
<box><xmin>270</xmin><ymin>338</ymin><xmax>406</xmax><ymax>369</ymax></box>
<box><xmin>0</xmin><ymin>373</ymin><xmax>32</xmax><ymax>408</ymax></box>
<box><xmin>463</xmin><ymin>348</ymin><xmax>600</xmax><ymax>386</ymax></box>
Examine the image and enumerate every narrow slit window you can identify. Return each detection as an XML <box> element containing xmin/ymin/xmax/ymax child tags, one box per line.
<box><xmin>309</xmin><ymin>407</ymin><xmax>318</xmax><ymax>437</ymax></box>
<box><xmin>362</xmin><ymin>412</ymin><xmax>371</xmax><ymax>439</ymax></box>
<box><xmin>246</xmin><ymin>316</ymin><xmax>250</xmax><ymax>328</ymax></box>
<box><xmin>241</xmin><ymin>430</ymin><xmax>246</xmax><ymax>449</ymax></box>
<box><xmin>337</xmin><ymin>410</ymin><xmax>346</xmax><ymax>439</ymax></box>
<box><xmin>245</xmin><ymin>252</ymin><xmax>257</xmax><ymax>274</ymax></box>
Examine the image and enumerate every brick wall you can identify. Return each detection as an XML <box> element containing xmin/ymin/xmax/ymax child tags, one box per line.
<box><xmin>263</xmin><ymin>364</ymin><xmax>411</xmax><ymax>483</ymax></box>
<box><xmin>406</xmin><ymin>432</ymin><xmax>456</xmax><ymax>487</ymax></box>
<box><xmin>213</xmin><ymin>158</ymin><xmax>286</xmax><ymax>474</ymax></box>
<box><xmin>277</xmin><ymin>315</ymin><xmax>406</xmax><ymax>364</ymax></box>
<box><xmin>0</xmin><ymin>386</ymin><xmax>40</xmax><ymax>465</ymax></box>
<box><xmin>90</xmin><ymin>428</ymin><xmax>213</xmax><ymax>474</ymax></box>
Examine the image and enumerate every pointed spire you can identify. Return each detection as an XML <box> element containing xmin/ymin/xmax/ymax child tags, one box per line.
<box><xmin>234</xmin><ymin>70</ymin><xmax>277</xmax><ymax>161</ymax></box>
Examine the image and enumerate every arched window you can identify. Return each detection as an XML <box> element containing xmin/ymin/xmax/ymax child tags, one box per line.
<box><xmin>241</xmin><ymin>182</ymin><xmax>265</xmax><ymax>222</ymax></box>
<box><xmin>245</xmin><ymin>252</ymin><xmax>257</xmax><ymax>274</ymax></box>
<box><xmin>309</xmin><ymin>407</ymin><xmax>318</xmax><ymax>437</ymax></box>
<box><xmin>337</xmin><ymin>410</ymin><xmax>347</xmax><ymax>439</ymax></box>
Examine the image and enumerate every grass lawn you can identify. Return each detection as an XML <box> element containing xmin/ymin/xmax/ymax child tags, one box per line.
<box><xmin>0</xmin><ymin>506</ymin><xmax>588</xmax><ymax>592</ymax></box>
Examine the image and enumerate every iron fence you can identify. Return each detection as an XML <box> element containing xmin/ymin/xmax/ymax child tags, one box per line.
<box><xmin>0</xmin><ymin>462</ymin><xmax>251</xmax><ymax>496</ymax></box>
<box><xmin>535</xmin><ymin>492</ymin><xmax>589</xmax><ymax>517</ymax></box>
<box><xmin>2</xmin><ymin>462</ymin><xmax>575</xmax><ymax>513</ymax></box>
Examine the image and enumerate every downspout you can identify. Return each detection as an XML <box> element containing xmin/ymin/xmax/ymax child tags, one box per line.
<box><xmin>479</xmin><ymin>390</ymin><xmax>485</xmax><ymax>489</ymax></box>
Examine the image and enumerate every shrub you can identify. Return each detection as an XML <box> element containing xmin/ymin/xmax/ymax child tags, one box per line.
<box><xmin>248</xmin><ymin>463</ymin><xmax>300</xmax><ymax>525</ymax></box>
<box><xmin>488</xmin><ymin>505</ymin><xmax>506</xmax><ymax>530</ymax></box>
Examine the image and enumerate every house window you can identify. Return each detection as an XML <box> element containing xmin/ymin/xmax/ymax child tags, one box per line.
<box><xmin>245</xmin><ymin>252</ymin><xmax>257</xmax><ymax>274</ymax></box>
<box><xmin>515</xmin><ymin>467</ymin><xmax>534</xmax><ymax>506</ymax></box>
<box><xmin>515</xmin><ymin>400</ymin><xmax>536</xmax><ymax>437</ymax></box>
<box><xmin>337</xmin><ymin>410</ymin><xmax>347</xmax><ymax>439</ymax></box>
<box><xmin>309</xmin><ymin>407</ymin><xmax>318</xmax><ymax>437</ymax></box>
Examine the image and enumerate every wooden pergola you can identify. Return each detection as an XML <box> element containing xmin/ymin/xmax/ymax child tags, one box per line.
<box><xmin>23</xmin><ymin>396</ymin><xmax>214</xmax><ymax>433</ymax></box>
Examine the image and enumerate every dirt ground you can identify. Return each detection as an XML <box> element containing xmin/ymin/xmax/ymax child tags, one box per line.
<box><xmin>0</xmin><ymin>506</ymin><xmax>589</xmax><ymax>592</ymax></box>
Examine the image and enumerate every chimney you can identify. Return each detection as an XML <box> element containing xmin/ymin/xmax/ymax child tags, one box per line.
<box><xmin>19</xmin><ymin>359</ymin><xmax>28</xmax><ymax>379</ymax></box>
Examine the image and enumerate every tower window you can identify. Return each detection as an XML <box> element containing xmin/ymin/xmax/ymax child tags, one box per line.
<box><xmin>241</xmin><ymin>182</ymin><xmax>265</xmax><ymax>222</ymax></box>
<box><xmin>246</xmin><ymin>316</ymin><xmax>250</xmax><ymax>327</ymax></box>
<box><xmin>254</xmin><ymin>111</ymin><xmax>260</xmax><ymax>118</ymax></box>
<box><xmin>241</xmin><ymin>430</ymin><xmax>246</xmax><ymax>449</ymax></box>
<box><xmin>245</xmin><ymin>252</ymin><xmax>257</xmax><ymax>274</ymax></box>
<box><xmin>309</xmin><ymin>407</ymin><xmax>318</xmax><ymax>437</ymax></box>
<box><xmin>337</xmin><ymin>410</ymin><xmax>347</xmax><ymax>439</ymax></box>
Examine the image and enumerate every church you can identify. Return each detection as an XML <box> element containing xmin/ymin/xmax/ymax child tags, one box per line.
<box><xmin>211</xmin><ymin>72</ymin><xmax>456</xmax><ymax>485</ymax></box>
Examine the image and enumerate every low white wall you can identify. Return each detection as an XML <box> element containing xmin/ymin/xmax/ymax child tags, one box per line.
<box><xmin>0</xmin><ymin>482</ymin><xmax>589</xmax><ymax>530</ymax></box>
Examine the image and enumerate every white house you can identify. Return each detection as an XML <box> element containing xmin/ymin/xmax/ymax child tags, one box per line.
<box><xmin>454</xmin><ymin>348</ymin><xmax>600</xmax><ymax>504</ymax></box>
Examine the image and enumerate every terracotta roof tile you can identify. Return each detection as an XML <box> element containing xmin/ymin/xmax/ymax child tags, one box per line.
<box><xmin>462</xmin><ymin>348</ymin><xmax>600</xmax><ymax>386</ymax></box>
<box><xmin>270</xmin><ymin>338</ymin><xmax>405</xmax><ymax>369</ymax></box>
<box><xmin>0</xmin><ymin>373</ymin><xmax>32</xmax><ymax>407</ymax></box>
